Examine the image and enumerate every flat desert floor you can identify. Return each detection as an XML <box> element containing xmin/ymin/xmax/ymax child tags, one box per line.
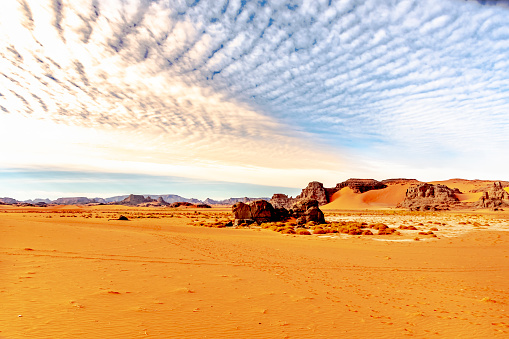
<box><xmin>1</xmin><ymin>206</ymin><xmax>509</xmax><ymax>338</ymax></box>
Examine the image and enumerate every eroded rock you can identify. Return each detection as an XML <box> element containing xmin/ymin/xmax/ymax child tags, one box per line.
<box><xmin>397</xmin><ymin>183</ymin><xmax>459</xmax><ymax>211</ymax></box>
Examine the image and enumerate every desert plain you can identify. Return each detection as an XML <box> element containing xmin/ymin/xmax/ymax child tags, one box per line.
<box><xmin>1</xmin><ymin>200</ymin><xmax>509</xmax><ymax>338</ymax></box>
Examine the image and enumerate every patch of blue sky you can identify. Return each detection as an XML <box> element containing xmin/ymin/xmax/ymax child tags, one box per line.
<box><xmin>0</xmin><ymin>169</ymin><xmax>301</xmax><ymax>201</ymax></box>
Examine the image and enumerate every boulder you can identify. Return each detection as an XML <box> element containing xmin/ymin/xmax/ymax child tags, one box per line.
<box><xmin>291</xmin><ymin>198</ymin><xmax>325</xmax><ymax>224</ymax></box>
<box><xmin>232</xmin><ymin>200</ymin><xmax>276</xmax><ymax>224</ymax></box>
<box><xmin>232</xmin><ymin>202</ymin><xmax>252</xmax><ymax>219</ymax></box>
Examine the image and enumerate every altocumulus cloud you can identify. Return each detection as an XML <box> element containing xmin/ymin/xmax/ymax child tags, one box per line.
<box><xmin>1</xmin><ymin>0</ymin><xmax>509</xmax><ymax>188</ymax></box>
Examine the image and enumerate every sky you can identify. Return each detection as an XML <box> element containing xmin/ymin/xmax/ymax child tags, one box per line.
<box><xmin>1</xmin><ymin>0</ymin><xmax>508</xmax><ymax>200</ymax></box>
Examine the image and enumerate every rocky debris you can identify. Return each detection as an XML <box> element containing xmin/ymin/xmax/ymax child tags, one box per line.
<box><xmin>53</xmin><ymin>197</ymin><xmax>94</xmax><ymax>205</ymax></box>
<box><xmin>295</xmin><ymin>181</ymin><xmax>330</xmax><ymax>205</ymax></box>
<box><xmin>269</xmin><ymin>193</ymin><xmax>296</xmax><ymax>209</ymax></box>
<box><xmin>335</xmin><ymin>179</ymin><xmax>387</xmax><ymax>193</ymax></box>
<box><xmin>397</xmin><ymin>183</ymin><xmax>459</xmax><ymax>211</ymax></box>
<box><xmin>291</xmin><ymin>198</ymin><xmax>326</xmax><ymax>225</ymax></box>
<box><xmin>119</xmin><ymin>194</ymin><xmax>155</xmax><ymax>206</ymax></box>
<box><xmin>475</xmin><ymin>182</ymin><xmax>509</xmax><ymax>209</ymax></box>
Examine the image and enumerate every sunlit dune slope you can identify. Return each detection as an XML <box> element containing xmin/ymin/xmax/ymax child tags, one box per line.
<box><xmin>322</xmin><ymin>183</ymin><xmax>412</xmax><ymax>210</ymax></box>
<box><xmin>455</xmin><ymin>192</ymin><xmax>483</xmax><ymax>202</ymax></box>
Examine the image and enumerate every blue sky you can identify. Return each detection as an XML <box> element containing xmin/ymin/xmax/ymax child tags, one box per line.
<box><xmin>1</xmin><ymin>0</ymin><xmax>508</xmax><ymax>200</ymax></box>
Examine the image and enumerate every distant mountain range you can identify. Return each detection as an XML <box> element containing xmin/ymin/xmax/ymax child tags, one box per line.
<box><xmin>0</xmin><ymin>195</ymin><xmax>270</xmax><ymax>206</ymax></box>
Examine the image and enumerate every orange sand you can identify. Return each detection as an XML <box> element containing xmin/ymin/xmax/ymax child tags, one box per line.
<box><xmin>455</xmin><ymin>192</ymin><xmax>483</xmax><ymax>202</ymax></box>
<box><xmin>322</xmin><ymin>183</ymin><xmax>412</xmax><ymax>210</ymax></box>
<box><xmin>1</xmin><ymin>206</ymin><xmax>508</xmax><ymax>338</ymax></box>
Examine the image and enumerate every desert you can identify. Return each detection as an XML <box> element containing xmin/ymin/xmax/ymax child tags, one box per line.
<box><xmin>1</xmin><ymin>178</ymin><xmax>509</xmax><ymax>338</ymax></box>
<box><xmin>2</xmin><ymin>1</ymin><xmax>509</xmax><ymax>338</ymax></box>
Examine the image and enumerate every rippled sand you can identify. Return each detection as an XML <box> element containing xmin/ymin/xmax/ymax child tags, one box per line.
<box><xmin>1</xmin><ymin>206</ymin><xmax>508</xmax><ymax>338</ymax></box>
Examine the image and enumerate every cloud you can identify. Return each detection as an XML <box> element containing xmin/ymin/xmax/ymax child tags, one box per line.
<box><xmin>1</xmin><ymin>0</ymin><xmax>509</xmax><ymax>188</ymax></box>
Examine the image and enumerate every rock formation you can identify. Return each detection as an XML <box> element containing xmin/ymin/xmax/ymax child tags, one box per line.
<box><xmin>295</xmin><ymin>181</ymin><xmax>330</xmax><ymax>205</ymax></box>
<box><xmin>232</xmin><ymin>200</ymin><xmax>276</xmax><ymax>225</ymax></box>
<box><xmin>269</xmin><ymin>194</ymin><xmax>296</xmax><ymax>209</ymax></box>
<box><xmin>397</xmin><ymin>183</ymin><xmax>459</xmax><ymax>211</ymax></box>
<box><xmin>119</xmin><ymin>194</ymin><xmax>155</xmax><ymax>206</ymax></box>
<box><xmin>232</xmin><ymin>199</ymin><xmax>325</xmax><ymax>226</ymax></box>
<box><xmin>291</xmin><ymin>198</ymin><xmax>326</xmax><ymax>225</ymax></box>
<box><xmin>335</xmin><ymin>179</ymin><xmax>387</xmax><ymax>193</ymax></box>
<box><xmin>475</xmin><ymin>182</ymin><xmax>509</xmax><ymax>209</ymax></box>
<box><xmin>157</xmin><ymin>197</ymin><xmax>169</xmax><ymax>205</ymax></box>
<box><xmin>0</xmin><ymin>197</ymin><xmax>19</xmax><ymax>204</ymax></box>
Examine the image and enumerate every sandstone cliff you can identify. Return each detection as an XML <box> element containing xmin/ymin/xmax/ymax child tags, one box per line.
<box><xmin>269</xmin><ymin>193</ymin><xmax>296</xmax><ymax>209</ymax></box>
<box><xmin>397</xmin><ymin>183</ymin><xmax>459</xmax><ymax>211</ymax></box>
<box><xmin>475</xmin><ymin>182</ymin><xmax>509</xmax><ymax>209</ymax></box>
<box><xmin>335</xmin><ymin>178</ymin><xmax>387</xmax><ymax>193</ymax></box>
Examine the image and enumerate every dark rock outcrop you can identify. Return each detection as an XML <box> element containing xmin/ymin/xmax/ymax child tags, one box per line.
<box><xmin>232</xmin><ymin>200</ymin><xmax>275</xmax><ymax>224</ymax></box>
<box><xmin>291</xmin><ymin>198</ymin><xmax>326</xmax><ymax>225</ymax></box>
<box><xmin>335</xmin><ymin>179</ymin><xmax>387</xmax><ymax>193</ymax></box>
<box><xmin>232</xmin><ymin>199</ymin><xmax>325</xmax><ymax>226</ymax></box>
<box><xmin>397</xmin><ymin>184</ymin><xmax>459</xmax><ymax>211</ymax></box>
<box><xmin>295</xmin><ymin>181</ymin><xmax>330</xmax><ymax>205</ymax></box>
<box><xmin>475</xmin><ymin>182</ymin><xmax>509</xmax><ymax>209</ymax></box>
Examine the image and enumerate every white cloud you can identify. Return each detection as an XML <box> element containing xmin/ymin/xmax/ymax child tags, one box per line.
<box><xmin>1</xmin><ymin>0</ymin><xmax>509</xmax><ymax>189</ymax></box>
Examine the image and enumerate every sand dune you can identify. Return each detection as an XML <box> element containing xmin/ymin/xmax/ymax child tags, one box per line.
<box><xmin>322</xmin><ymin>183</ymin><xmax>412</xmax><ymax>210</ymax></box>
<box><xmin>2</xmin><ymin>206</ymin><xmax>508</xmax><ymax>338</ymax></box>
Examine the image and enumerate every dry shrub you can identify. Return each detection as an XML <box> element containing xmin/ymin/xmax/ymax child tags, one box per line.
<box><xmin>281</xmin><ymin>227</ymin><xmax>296</xmax><ymax>234</ymax></box>
<box><xmin>296</xmin><ymin>228</ymin><xmax>311</xmax><ymax>235</ymax></box>
<box><xmin>399</xmin><ymin>225</ymin><xmax>417</xmax><ymax>230</ymax></box>
<box><xmin>378</xmin><ymin>227</ymin><xmax>396</xmax><ymax>235</ymax></box>
<box><xmin>260</xmin><ymin>222</ymin><xmax>273</xmax><ymax>229</ymax></box>
<box><xmin>372</xmin><ymin>223</ymin><xmax>388</xmax><ymax>230</ymax></box>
